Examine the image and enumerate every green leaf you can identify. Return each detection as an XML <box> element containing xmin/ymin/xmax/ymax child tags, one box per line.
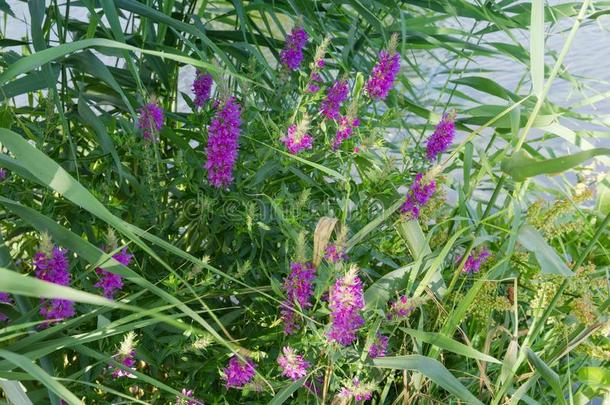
<box><xmin>501</xmin><ymin>149</ymin><xmax>610</xmax><ymax>181</ymax></box>
<box><xmin>0</xmin><ymin>349</ymin><xmax>83</xmax><ymax>405</ymax></box>
<box><xmin>530</xmin><ymin>0</ymin><xmax>545</xmax><ymax>95</ymax></box>
<box><xmin>0</xmin><ymin>38</ymin><xmax>262</xmax><ymax>89</ymax></box>
<box><xmin>577</xmin><ymin>366</ymin><xmax>610</xmax><ymax>390</ymax></box>
<box><xmin>0</xmin><ymin>267</ymin><xmax>113</xmax><ymax>306</ymax></box>
<box><xmin>517</xmin><ymin>224</ymin><xmax>573</xmax><ymax>276</ymax></box>
<box><xmin>525</xmin><ymin>348</ymin><xmax>565</xmax><ymax>404</ymax></box>
<box><xmin>268</xmin><ymin>378</ymin><xmax>305</xmax><ymax>405</ymax></box>
<box><xmin>401</xmin><ymin>328</ymin><xmax>501</xmax><ymax>364</ymax></box>
<box><xmin>372</xmin><ymin>355</ymin><xmax>483</xmax><ymax>404</ymax></box>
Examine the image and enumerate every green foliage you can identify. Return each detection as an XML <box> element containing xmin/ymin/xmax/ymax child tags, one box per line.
<box><xmin>0</xmin><ymin>0</ymin><xmax>609</xmax><ymax>404</ymax></box>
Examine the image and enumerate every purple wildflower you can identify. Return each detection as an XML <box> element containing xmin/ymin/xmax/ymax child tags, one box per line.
<box><xmin>112</xmin><ymin>350</ymin><xmax>136</xmax><ymax>378</ymax></box>
<box><xmin>0</xmin><ymin>168</ymin><xmax>7</xmax><ymax>181</ymax></box>
<box><xmin>138</xmin><ymin>102</ymin><xmax>164</xmax><ymax>141</ymax></box>
<box><xmin>222</xmin><ymin>356</ymin><xmax>257</xmax><ymax>389</ymax></box>
<box><xmin>324</xmin><ymin>244</ymin><xmax>348</xmax><ymax>263</ymax></box>
<box><xmin>205</xmin><ymin>97</ymin><xmax>241</xmax><ymax>188</ymax></box>
<box><xmin>281</xmin><ymin>124</ymin><xmax>313</xmax><ymax>154</ymax></box>
<box><xmin>306</xmin><ymin>72</ymin><xmax>323</xmax><ymax>93</ymax></box>
<box><xmin>338</xmin><ymin>378</ymin><xmax>375</xmax><ymax>402</ymax></box>
<box><xmin>368</xmin><ymin>333</ymin><xmax>389</xmax><ymax>358</ymax></box>
<box><xmin>111</xmin><ymin>332</ymin><xmax>138</xmax><ymax>378</ymax></box>
<box><xmin>366</xmin><ymin>50</ymin><xmax>400</xmax><ymax>100</ymax></box>
<box><xmin>277</xmin><ymin>347</ymin><xmax>309</xmax><ymax>380</ymax></box>
<box><xmin>332</xmin><ymin>115</ymin><xmax>360</xmax><ymax>150</ymax></box>
<box><xmin>400</xmin><ymin>173</ymin><xmax>436</xmax><ymax>219</ymax></box>
<box><xmin>34</xmin><ymin>244</ymin><xmax>74</xmax><ymax>325</ymax></box>
<box><xmin>280</xmin><ymin>262</ymin><xmax>316</xmax><ymax>334</ymax></box>
<box><xmin>0</xmin><ymin>292</ymin><xmax>12</xmax><ymax>322</ymax></box>
<box><xmin>327</xmin><ymin>266</ymin><xmax>365</xmax><ymax>346</ymax></box>
<box><xmin>280</xmin><ymin>26</ymin><xmax>308</xmax><ymax>70</ymax></box>
<box><xmin>175</xmin><ymin>388</ymin><xmax>204</xmax><ymax>405</ymax></box>
<box><xmin>321</xmin><ymin>80</ymin><xmax>349</xmax><ymax>120</ymax></box>
<box><xmin>193</xmin><ymin>71</ymin><xmax>213</xmax><ymax>108</ymax></box>
<box><xmin>387</xmin><ymin>295</ymin><xmax>413</xmax><ymax>320</ymax></box>
<box><xmin>95</xmin><ymin>247</ymin><xmax>132</xmax><ymax>299</ymax></box>
<box><xmin>426</xmin><ymin>112</ymin><xmax>456</xmax><ymax>160</ymax></box>
<box><xmin>461</xmin><ymin>248</ymin><xmax>491</xmax><ymax>275</ymax></box>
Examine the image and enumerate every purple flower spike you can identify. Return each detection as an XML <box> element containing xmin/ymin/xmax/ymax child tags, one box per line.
<box><xmin>138</xmin><ymin>102</ymin><xmax>164</xmax><ymax>141</ymax></box>
<box><xmin>369</xmin><ymin>333</ymin><xmax>389</xmax><ymax>358</ymax></box>
<box><xmin>277</xmin><ymin>347</ymin><xmax>309</xmax><ymax>380</ymax></box>
<box><xmin>95</xmin><ymin>247</ymin><xmax>132</xmax><ymax>299</ymax></box>
<box><xmin>0</xmin><ymin>168</ymin><xmax>7</xmax><ymax>181</ymax></box>
<box><xmin>426</xmin><ymin>112</ymin><xmax>456</xmax><ymax>160</ymax></box>
<box><xmin>175</xmin><ymin>388</ymin><xmax>204</xmax><ymax>405</ymax></box>
<box><xmin>321</xmin><ymin>80</ymin><xmax>349</xmax><ymax>120</ymax></box>
<box><xmin>387</xmin><ymin>295</ymin><xmax>414</xmax><ymax>320</ymax></box>
<box><xmin>193</xmin><ymin>71</ymin><xmax>213</xmax><ymax>107</ymax></box>
<box><xmin>280</xmin><ymin>26</ymin><xmax>308</xmax><ymax>70</ymax></box>
<box><xmin>281</xmin><ymin>124</ymin><xmax>313</xmax><ymax>154</ymax></box>
<box><xmin>366</xmin><ymin>49</ymin><xmax>400</xmax><ymax>100</ymax></box>
<box><xmin>324</xmin><ymin>244</ymin><xmax>348</xmax><ymax>263</ymax></box>
<box><xmin>280</xmin><ymin>262</ymin><xmax>316</xmax><ymax>334</ymax></box>
<box><xmin>400</xmin><ymin>173</ymin><xmax>436</xmax><ymax>219</ymax></box>
<box><xmin>34</xmin><ymin>244</ymin><xmax>74</xmax><ymax>326</ymax></box>
<box><xmin>332</xmin><ymin>115</ymin><xmax>360</xmax><ymax>150</ymax></box>
<box><xmin>327</xmin><ymin>266</ymin><xmax>365</xmax><ymax>346</ymax></box>
<box><xmin>0</xmin><ymin>293</ymin><xmax>13</xmax><ymax>322</ymax></box>
<box><xmin>205</xmin><ymin>97</ymin><xmax>242</xmax><ymax>188</ymax></box>
<box><xmin>461</xmin><ymin>248</ymin><xmax>491</xmax><ymax>275</ymax></box>
<box><xmin>222</xmin><ymin>356</ymin><xmax>256</xmax><ymax>389</ymax></box>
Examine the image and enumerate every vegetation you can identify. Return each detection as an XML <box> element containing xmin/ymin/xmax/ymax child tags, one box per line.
<box><xmin>0</xmin><ymin>1</ymin><xmax>609</xmax><ymax>404</ymax></box>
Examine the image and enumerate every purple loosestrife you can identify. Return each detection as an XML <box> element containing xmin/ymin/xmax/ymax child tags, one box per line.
<box><xmin>366</xmin><ymin>35</ymin><xmax>400</xmax><ymax>100</ymax></box>
<box><xmin>320</xmin><ymin>80</ymin><xmax>349</xmax><ymax>120</ymax></box>
<box><xmin>0</xmin><ymin>168</ymin><xmax>6</xmax><ymax>181</ymax></box>
<box><xmin>34</xmin><ymin>237</ymin><xmax>75</xmax><ymax>325</ymax></box>
<box><xmin>138</xmin><ymin>102</ymin><xmax>164</xmax><ymax>141</ymax></box>
<box><xmin>205</xmin><ymin>97</ymin><xmax>242</xmax><ymax>188</ymax></box>
<box><xmin>280</xmin><ymin>26</ymin><xmax>308</xmax><ymax>70</ymax></box>
<box><xmin>400</xmin><ymin>173</ymin><xmax>436</xmax><ymax>219</ymax></box>
<box><xmin>222</xmin><ymin>356</ymin><xmax>256</xmax><ymax>388</ymax></box>
<box><xmin>95</xmin><ymin>247</ymin><xmax>132</xmax><ymax>299</ymax></box>
<box><xmin>333</xmin><ymin>116</ymin><xmax>360</xmax><ymax>150</ymax></box>
<box><xmin>324</xmin><ymin>244</ymin><xmax>348</xmax><ymax>263</ymax></box>
<box><xmin>426</xmin><ymin>112</ymin><xmax>456</xmax><ymax>160</ymax></box>
<box><xmin>461</xmin><ymin>248</ymin><xmax>491</xmax><ymax>275</ymax></box>
<box><xmin>192</xmin><ymin>71</ymin><xmax>213</xmax><ymax>107</ymax></box>
<box><xmin>277</xmin><ymin>347</ymin><xmax>309</xmax><ymax>380</ymax></box>
<box><xmin>281</xmin><ymin>117</ymin><xmax>313</xmax><ymax>154</ymax></box>
<box><xmin>387</xmin><ymin>295</ymin><xmax>413</xmax><ymax>320</ymax></box>
<box><xmin>0</xmin><ymin>293</ymin><xmax>12</xmax><ymax>322</ymax></box>
<box><xmin>280</xmin><ymin>261</ymin><xmax>316</xmax><ymax>334</ymax></box>
<box><xmin>175</xmin><ymin>389</ymin><xmax>204</xmax><ymax>405</ymax></box>
<box><xmin>338</xmin><ymin>378</ymin><xmax>376</xmax><ymax>402</ymax></box>
<box><xmin>327</xmin><ymin>266</ymin><xmax>365</xmax><ymax>346</ymax></box>
<box><xmin>368</xmin><ymin>333</ymin><xmax>389</xmax><ymax>358</ymax></box>
<box><xmin>111</xmin><ymin>332</ymin><xmax>137</xmax><ymax>379</ymax></box>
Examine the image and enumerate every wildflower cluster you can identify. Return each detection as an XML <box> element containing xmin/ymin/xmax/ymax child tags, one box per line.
<box><xmin>460</xmin><ymin>247</ymin><xmax>491</xmax><ymax>275</ymax></box>
<box><xmin>222</xmin><ymin>356</ymin><xmax>257</xmax><ymax>388</ymax></box>
<box><xmin>277</xmin><ymin>346</ymin><xmax>309</xmax><ymax>380</ymax></box>
<box><xmin>33</xmin><ymin>235</ymin><xmax>75</xmax><ymax>325</ymax></box>
<box><xmin>327</xmin><ymin>266</ymin><xmax>365</xmax><ymax>345</ymax></box>
<box><xmin>280</xmin><ymin>261</ymin><xmax>316</xmax><ymax>334</ymax></box>
<box><xmin>280</xmin><ymin>26</ymin><xmax>308</xmax><ymax>70</ymax></box>
<box><xmin>137</xmin><ymin>102</ymin><xmax>164</xmax><ymax>141</ymax></box>
<box><xmin>193</xmin><ymin>71</ymin><xmax>213</xmax><ymax>108</ymax></box>
<box><xmin>205</xmin><ymin>97</ymin><xmax>242</xmax><ymax>188</ymax></box>
<box><xmin>400</xmin><ymin>173</ymin><xmax>436</xmax><ymax>219</ymax></box>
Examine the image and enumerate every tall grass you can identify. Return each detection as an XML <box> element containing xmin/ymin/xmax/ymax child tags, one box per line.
<box><xmin>0</xmin><ymin>1</ymin><xmax>609</xmax><ymax>404</ymax></box>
